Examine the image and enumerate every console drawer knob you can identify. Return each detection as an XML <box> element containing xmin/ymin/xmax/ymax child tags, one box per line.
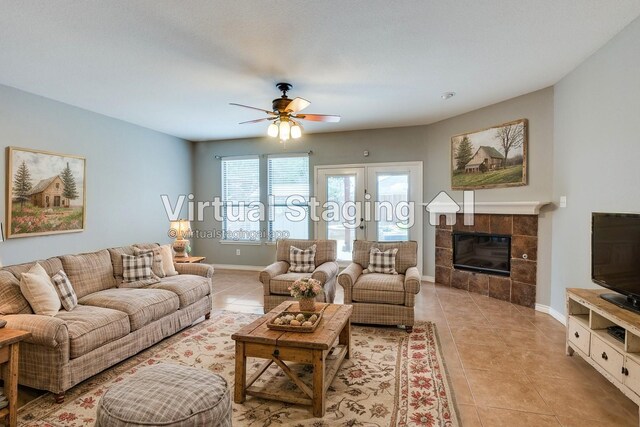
<box><xmin>574</xmin><ymin>331</ymin><xmax>579</xmax><ymax>338</ymax></box>
<box><xmin>601</xmin><ymin>352</ymin><xmax>608</xmax><ymax>361</ymax></box>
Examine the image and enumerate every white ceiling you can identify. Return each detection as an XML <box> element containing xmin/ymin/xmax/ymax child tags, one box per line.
<box><xmin>1</xmin><ymin>1</ymin><xmax>639</xmax><ymax>141</ymax></box>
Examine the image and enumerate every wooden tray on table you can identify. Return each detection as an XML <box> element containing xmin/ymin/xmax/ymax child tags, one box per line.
<box><xmin>266</xmin><ymin>303</ymin><xmax>328</xmax><ymax>332</ymax></box>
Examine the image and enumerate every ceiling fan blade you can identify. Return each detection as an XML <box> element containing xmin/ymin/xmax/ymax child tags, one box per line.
<box><xmin>229</xmin><ymin>103</ymin><xmax>276</xmax><ymax>115</ymax></box>
<box><xmin>239</xmin><ymin>117</ymin><xmax>276</xmax><ymax>125</ymax></box>
<box><xmin>294</xmin><ymin>113</ymin><xmax>341</xmax><ymax>123</ymax></box>
<box><xmin>285</xmin><ymin>97</ymin><xmax>311</xmax><ymax>113</ymax></box>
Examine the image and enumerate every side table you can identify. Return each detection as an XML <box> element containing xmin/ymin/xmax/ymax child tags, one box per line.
<box><xmin>0</xmin><ymin>328</ymin><xmax>31</xmax><ymax>427</ymax></box>
<box><xmin>174</xmin><ymin>256</ymin><xmax>206</xmax><ymax>264</ymax></box>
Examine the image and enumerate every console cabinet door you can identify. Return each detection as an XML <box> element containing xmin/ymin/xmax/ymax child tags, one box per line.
<box><xmin>590</xmin><ymin>334</ymin><xmax>624</xmax><ymax>383</ymax></box>
<box><xmin>624</xmin><ymin>357</ymin><xmax>640</xmax><ymax>397</ymax></box>
<box><xmin>568</xmin><ymin>317</ymin><xmax>590</xmax><ymax>355</ymax></box>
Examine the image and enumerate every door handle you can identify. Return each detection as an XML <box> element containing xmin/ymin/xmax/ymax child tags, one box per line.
<box><xmin>359</xmin><ymin>218</ymin><xmax>365</xmax><ymax>230</ymax></box>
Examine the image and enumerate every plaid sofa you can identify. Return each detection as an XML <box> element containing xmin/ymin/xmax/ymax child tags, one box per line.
<box><xmin>259</xmin><ymin>239</ymin><xmax>339</xmax><ymax>312</ymax></box>
<box><xmin>338</xmin><ymin>240</ymin><xmax>421</xmax><ymax>331</ymax></box>
<box><xmin>0</xmin><ymin>243</ymin><xmax>213</xmax><ymax>401</ymax></box>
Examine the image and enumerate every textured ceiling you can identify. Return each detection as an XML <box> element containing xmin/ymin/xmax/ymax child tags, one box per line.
<box><xmin>0</xmin><ymin>1</ymin><xmax>639</xmax><ymax>141</ymax></box>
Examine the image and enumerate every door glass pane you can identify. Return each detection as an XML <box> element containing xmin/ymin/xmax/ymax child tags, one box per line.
<box><xmin>326</xmin><ymin>175</ymin><xmax>356</xmax><ymax>260</ymax></box>
<box><xmin>377</xmin><ymin>173</ymin><xmax>409</xmax><ymax>241</ymax></box>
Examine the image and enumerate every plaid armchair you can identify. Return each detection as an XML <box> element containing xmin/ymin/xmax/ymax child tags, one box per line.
<box><xmin>259</xmin><ymin>239</ymin><xmax>338</xmax><ymax>312</ymax></box>
<box><xmin>338</xmin><ymin>240</ymin><xmax>420</xmax><ymax>332</ymax></box>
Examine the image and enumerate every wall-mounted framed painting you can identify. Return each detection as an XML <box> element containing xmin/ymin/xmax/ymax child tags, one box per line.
<box><xmin>6</xmin><ymin>147</ymin><xmax>86</xmax><ymax>238</ymax></box>
<box><xmin>451</xmin><ymin>118</ymin><xmax>528</xmax><ymax>190</ymax></box>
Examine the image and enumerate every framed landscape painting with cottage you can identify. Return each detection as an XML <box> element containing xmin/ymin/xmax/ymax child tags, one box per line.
<box><xmin>6</xmin><ymin>147</ymin><xmax>86</xmax><ymax>238</ymax></box>
<box><xmin>451</xmin><ymin>119</ymin><xmax>528</xmax><ymax>190</ymax></box>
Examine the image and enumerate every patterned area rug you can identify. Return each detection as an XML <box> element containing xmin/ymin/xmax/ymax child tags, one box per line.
<box><xmin>18</xmin><ymin>312</ymin><xmax>459</xmax><ymax>427</ymax></box>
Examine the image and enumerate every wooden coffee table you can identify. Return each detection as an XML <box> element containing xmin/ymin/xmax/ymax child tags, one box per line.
<box><xmin>232</xmin><ymin>302</ymin><xmax>352</xmax><ymax>417</ymax></box>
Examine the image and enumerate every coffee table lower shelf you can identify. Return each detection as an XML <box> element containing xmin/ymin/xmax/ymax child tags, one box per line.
<box><xmin>243</xmin><ymin>344</ymin><xmax>348</xmax><ymax>408</ymax></box>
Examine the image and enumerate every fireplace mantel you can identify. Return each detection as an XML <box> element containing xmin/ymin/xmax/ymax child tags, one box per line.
<box><xmin>424</xmin><ymin>200</ymin><xmax>550</xmax><ymax>216</ymax></box>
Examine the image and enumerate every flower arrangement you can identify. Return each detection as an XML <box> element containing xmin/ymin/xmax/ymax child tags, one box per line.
<box><xmin>288</xmin><ymin>277</ymin><xmax>323</xmax><ymax>299</ymax></box>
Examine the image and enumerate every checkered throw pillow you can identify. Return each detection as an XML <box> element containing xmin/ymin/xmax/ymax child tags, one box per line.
<box><xmin>51</xmin><ymin>270</ymin><xmax>78</xmax><ymax>311</ymax></box>
<box><xmin>288</xmin><ymin>244</ymin><xmax>317</xmax><ymax>273</ymax></box>
<box><xmin>122</xmin><ymin>253</ymin><xmax>154</xmax><ymax>283</ymax></box>
<box><xmin>363</xmin><ymin>247</ymin><xmax>399</xmax><ymax>274</ymax></box>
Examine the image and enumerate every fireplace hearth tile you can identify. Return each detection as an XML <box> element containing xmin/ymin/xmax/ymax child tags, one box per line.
<box><xmin>513</xmin><ymin>215</ymin><xmax>538</xmax><ymax>236</ymax></box>
<box><xmin>489</xmin><ymin>276</ymin><xmax>511</xmax><ymax>302</ymax></box>
<box><xmin>436</xmin><ymin>247</ymin><xmax>453</xmax><ymax>268</ymax></box>
<box><xmin>436</xmin><ymin>228</ymin><xmax>452</xmax><ymax>249</ymax></box>
<box><xmin>469</xmin><ymin>273</ymin><xmax>490</xmax><ymax>296</ymax></box>
<box><xmin>511</xmin><ymin>259</ymin><xmax>536</xmax><ymax>285</ymax></box>
<box><xmin>490</xmin><ymin>215</ymin><xmax>513</xmax><ymax>235</ymax></box>
<box><xmin>435</xmin><ymin>266</ymin><xmax>451</xmax><ymax>285</ymax></box>
<box><xmin>451</xmin><ymin>269</ymin><xmax>470</xmax><ymax>290</ymax></box>
<box><xmin>512</xmin><ymin>235</ymin><xmax>538</xmax><ymax>261</ymax></box>
<box><xmin>511</xmin><ymin>282</ymin><xmax>536</xmax><ymax>308</ymax></box>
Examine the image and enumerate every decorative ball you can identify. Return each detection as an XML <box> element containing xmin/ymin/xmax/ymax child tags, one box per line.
<box><xmin>273</xmin><ymin>318</ymin><xmax>283</xmax><ymax>325</ymax></box>
<box><xmin>290</xmin><ymin>320</ymin><xmax>301</xmax><ymax>326</ymax></box>
<box><xmin>309</xmin><ymin>314</ymin><xmax>318</xmax><ymax>323</ymax></box>
<box><xmin>302</xmin><ymin>321</ymin><xmax>313</xmax><ymax>327</ymax></box>
<box><xmin>296</xmin><ymin>314</ymin><xmax>305</xmax><ymax>322</ymax></box>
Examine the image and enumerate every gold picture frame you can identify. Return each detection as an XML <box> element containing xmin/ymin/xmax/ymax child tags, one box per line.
<box><xmin>451</xmin><ymin>118</ymin><xmax>528</xmax><ymax>190</ymax></box>
<box><xmin>6</xmin><ymin>146</ymin><xmax>86</xmax><ymax>238</ymax></box>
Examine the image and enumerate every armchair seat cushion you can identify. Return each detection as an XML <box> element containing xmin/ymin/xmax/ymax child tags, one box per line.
<box><xmin>78</xmin><ymin>288</ymin><xmax>179</xmax><ymax>331</ymax></box>
<box><xmin>149</xmin><ymin>275</ymin><xmax>211</xmax><ymax>308</ymax></box>
<box><xmin>57</xmin><ymin>305</ymin><xmax>130</xmax><ymax>358</ymax></box>
<box><xmin>352</xmin><ymin>273</ymin><xmax>406</xmax><ymax>305</ymax></box>
<box><xmin>270</xmin><ymin>272</ymin><xmax>310</xmax><ymax>295</ymax></box>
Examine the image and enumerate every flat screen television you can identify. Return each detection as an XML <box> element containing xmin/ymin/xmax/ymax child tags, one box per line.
<box><xmin>592</xmin><ymin>212</ymin><xmax>640</xmax><ymax>313</ymax></box>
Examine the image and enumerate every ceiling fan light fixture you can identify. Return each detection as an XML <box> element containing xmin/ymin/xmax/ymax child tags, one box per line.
<box><xmin>267</xmin><ymin>122</ymin><xmax>278</xmax><ymax>137</ymax></box>
<box><xmin>291</xmin><ymin>123</ymin><xmax>302</xmax><ymax>139</ymax></box>
<box><xmin>279</xmin><ymin>120</ymin><xmax>290</xmax><ymax>141</ymax></box>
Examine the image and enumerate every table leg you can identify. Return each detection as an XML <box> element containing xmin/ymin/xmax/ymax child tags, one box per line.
<box><xmin>339</xmin><ymin>319</ymin><xmax>351</xmax><ymax>360</ymax></box>
<box><xmin>234</xmin><ymin>342</ymin><xmax>246</xmax><ymax>403</ymax></box>
<box><xmin>7</xmin><ymin>343</ymin><xmax>19</xmax><ymax>427</ymax></box>
<box><xmin>312</xmin><ymin>349</ymin><xmax>325</xmax><ymax>417</ymax></box>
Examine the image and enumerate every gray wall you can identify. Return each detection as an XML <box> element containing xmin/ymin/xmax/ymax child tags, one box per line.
<box><xmin>550</xmin><ymin>16</ymin><xmax>640</xmax><ymax>314</ymax></box>
<box><xmin>193</xmin><ymin>87</ymin><xmax>555</xmax><ymax>304</ymax></box>
<box><xmin>0</xmin><ymin>84</ymin><xmax>191</xmax><ymax>266</ymax></box>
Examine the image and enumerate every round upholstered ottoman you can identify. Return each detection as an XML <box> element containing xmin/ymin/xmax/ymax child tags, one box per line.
<box><xmin>96</xmin><ymin>363</ymin><xmax>231</xmax><ymax>427</ymax></box>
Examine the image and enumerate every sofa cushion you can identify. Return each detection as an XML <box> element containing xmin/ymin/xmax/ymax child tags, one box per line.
<box><xmin>352</xmin><ymin>273</ymin><xmax>406</xmax><ymax>305</ymax></box>
<box><xmin>276</xmin><ymin>239</ymin><xmax>337</xmax><ymax>266</ymax></box>
<box><xmin>56</xmin><ymin>305</ymin><xmax>130</xmax><ymax>358</ymax></box>
<box><xmin>60</xmin><ymin>250</ymin><xmax>117</xmax><ymax>299</ymax></box>
<box><xmin>270</xmin><ymin>272</ymin><xmax>310</xmax><ymax>295</ymax></box>
<box><xmin>108</xmin><ymin>246</ymin><xmax>136</xmax><ymax>284</ymax></box>
<box><xmin>133</xmin><ymin>247</ymin><xmax>165</xmax><ymax>278</ymax></box>
<box><xmin>0</xmin><ymin>270</ymin><xmax>32</xmax><ymax>315</ymax></box>
<box><xmin>4</xmin><ymin>257</ymin><xmax>64</xmax><ymax>280</ymax></box>
<box><xmin>19</xmin><ymin>263</ymin><xmax>62</xmax><ymax>316</ymax></box>
<box><xmin>353</xmin><ymin>240</ymin><xmax>417</xmax><ymax>275</ymax></box>
<box><xmin>149</xmin><ymin>275</ymin><xmax>210</xmax><ymax>308</ymax></box>
<box><xmin>288</xmin><ymin>244</ymin><xmax>316</xmax><ymax>273</ymax></box>
<box><xmin>78</xmin><ymin>288</ymin><xmax>179</xmax><ymax>331</ymax></box>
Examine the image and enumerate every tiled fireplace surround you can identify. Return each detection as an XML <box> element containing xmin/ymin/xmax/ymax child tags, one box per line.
<box><xmin>435</xmin><ymin>213</ymin><xmax>538</xmax><ymax>307</ymax></box>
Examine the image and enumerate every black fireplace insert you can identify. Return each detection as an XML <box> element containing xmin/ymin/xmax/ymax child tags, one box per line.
<box><xmin>452</xmin><ymin>232</ymin><xmax>511</xmax><ymax>276</ymax></box>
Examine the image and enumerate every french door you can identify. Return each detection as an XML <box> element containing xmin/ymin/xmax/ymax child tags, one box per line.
<box><xmin>315</xmin><ymin>162</ymin><xmax>423</xmax><ymax>271</ymax></box>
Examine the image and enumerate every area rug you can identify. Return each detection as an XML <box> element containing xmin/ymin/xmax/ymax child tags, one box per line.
<box><xmin>18</xmin><ymin>312</ymin><xmax>459</xmax><ymax>427</ymax></box>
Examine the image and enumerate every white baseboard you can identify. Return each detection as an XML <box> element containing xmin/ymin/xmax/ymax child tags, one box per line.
<box><xmin>535</xmin><ymin>303</ymin><xmax>566</xmax><ymax>326</ymax></box>
<box><xmin>212</xmin><ymin>264</ymin><xmax>264</xmax><ymax>271</ymax></box>
<box><xmin>421</xmin><ymin>275</ymin><xmax>435</xmax><ymax>283</ymax></box>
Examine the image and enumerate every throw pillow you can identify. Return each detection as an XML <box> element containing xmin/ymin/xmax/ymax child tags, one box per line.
<box><xmin>19</xmin><ymin>263</ymin><xmax>61</xmax><ymax>316</ymax></box>
<box><xmin>159</xmin><ymin>244</ymin><xmax>178</xmax><ymax>277</ymax></box>
<box><xmin>51</xmin><ymin>270</ymin><xmax>78</xmax><ymax>311</ymax></box>
<box><xmin>133</xmin><ymin>247</ymin><xmax>165</xmax><ymax>278</ymax></box>
<box><xmin>288</xmin><ymin>244</ymin><xmax>317</xmax><ymax>273</ymax></box>
<box><xmin>363</xmin><ymin>247</ymin><xmax>399</xmax><ymax>274</ymax></box>
<box><xmin>122</xmin><ymin>253</ymin><xmax>156</xmax><ymax>283</ymax></box>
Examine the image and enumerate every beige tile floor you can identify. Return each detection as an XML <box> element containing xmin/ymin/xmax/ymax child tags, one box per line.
<box><xmin>212</xmin><ymin>269</ymin><xmax>639</xmax><ymax>427</ymax></box>
<box><xmin>15</xmin><ymin>268</ymin><xmax>640</xmax><ymax>427</ymax></box>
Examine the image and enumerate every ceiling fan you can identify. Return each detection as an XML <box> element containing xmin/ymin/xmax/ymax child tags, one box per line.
<box><xmin>230</xmin><ymin>82</ymin><xmax>341</xmax><ymax>142</ymax></box>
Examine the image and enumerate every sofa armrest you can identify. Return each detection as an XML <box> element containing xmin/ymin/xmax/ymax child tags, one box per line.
<box><xmin>175</xmin><ymin>263</ymin><xmax>214</xmax><ymax>278</ymax></box>
<box><xmin>338</xmin><ymin>263</ymin><xmax>363</xmax><ymax>303</ymax></box>
<box><xmin>404</xmin><ymin>267</ymin><xmax>422</xmax><ymax>294</ymax></box>
<box><xmin>259</xmin><ymin>261</ymin><xmax>289</xmax><ymax>295</ymax></box>
<box><xmin>312</xmin><ymin>262</ymin><xmax>339</xmax><ymax>285</ymax></box>
<box><xmin>0</xmin><ymin>314</ymin><xmax>68</xmax><ymax>348</ymax></box>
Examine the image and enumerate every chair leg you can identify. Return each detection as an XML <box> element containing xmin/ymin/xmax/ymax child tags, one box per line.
<box><xmin>54</xmin><ymin>392</ymin><xmax>65</xmax><ymax>403</ymax></box>
<box><xmin>205</xmin><ymin>312</ymin><xmax>211</xmax><ymax>320</ymax></box>
<box><xmin>405</xmin><ymin>325</ymin><xmax>413</xmax><ymax>333</ymax></box>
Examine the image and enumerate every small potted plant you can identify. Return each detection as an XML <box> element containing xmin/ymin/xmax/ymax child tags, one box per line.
<box><xmin>289</xmin><ymin>277</ymin><xmax>323</xmax><ymax>312</ymax></box>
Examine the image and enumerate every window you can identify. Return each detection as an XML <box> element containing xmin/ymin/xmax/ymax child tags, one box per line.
<box><xmin>268</xmin><ymin>154</ymin><xmax>309</xmax><ymax>240</ymax></box>
<box><xmin>221</xmin><ymin>156</ymin><xmax>260</xmax><ymax>241</ymax></box>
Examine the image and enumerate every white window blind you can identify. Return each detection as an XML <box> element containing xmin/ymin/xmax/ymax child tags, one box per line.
<box><xmin>268</xmin><ymin>154</ymin><xmax>309</xmax><ymax>240</ymax></box>
<box><xmin>221</xmin><ymin>156</ymin><xmax>260</xmax><ymax>240</ymax></box>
